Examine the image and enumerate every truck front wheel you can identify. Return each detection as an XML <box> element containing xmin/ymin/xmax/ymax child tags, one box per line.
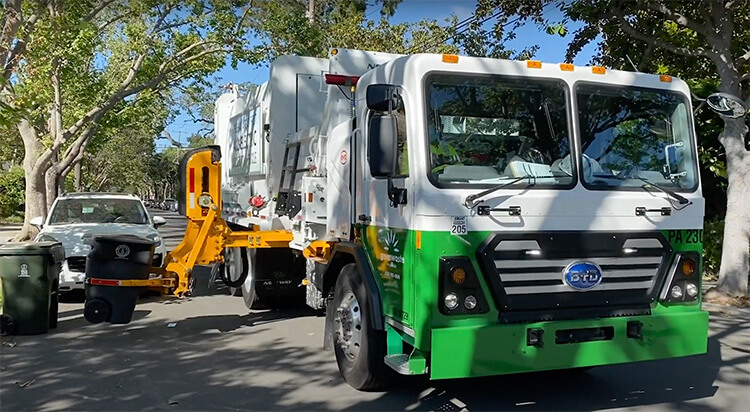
<box><xmin>332</xmin><ymin>263</ymin><xmax>393</xmax><ymax>391</ymax></box>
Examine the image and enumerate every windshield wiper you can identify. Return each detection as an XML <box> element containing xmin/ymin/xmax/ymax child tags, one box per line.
<box><xmin>464</xmin><ymin>175</ymin><xmax>560</xmax><ymax>208</ymax></box>
<box><xmin>592</xmin><ymin>174</ymin><xmax>690</xmax><ymax>205</ymax></box>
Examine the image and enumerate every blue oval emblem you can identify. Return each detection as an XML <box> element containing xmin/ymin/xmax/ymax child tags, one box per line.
<box><xmin>563</xmin><ymin>261</ymin><xmax>603</xmax><ymax>291</ymax></box>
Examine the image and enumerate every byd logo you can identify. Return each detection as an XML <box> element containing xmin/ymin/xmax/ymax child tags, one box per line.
<box><xmin>563</xmin><ymin>262</ymin><xmax>603</xmax><ymax>291</ymax></box>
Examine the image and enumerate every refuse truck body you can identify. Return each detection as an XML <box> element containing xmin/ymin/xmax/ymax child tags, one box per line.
<box><xmin>213</xmin><ymin>49</ymin><xmax>709</xmax><ymax>390</ymax></box>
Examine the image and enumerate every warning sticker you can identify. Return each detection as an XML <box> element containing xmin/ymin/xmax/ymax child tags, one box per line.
<box><xmin>451</xmin><ymin>216</ymin><xmax>467</xmax><ymax>235</ymax></box>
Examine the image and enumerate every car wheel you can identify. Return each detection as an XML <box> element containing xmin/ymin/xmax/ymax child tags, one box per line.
<box><xmin>332</xmin><ymin>263</ymin><xmax>393</xmax><ymax>391</ymax></box>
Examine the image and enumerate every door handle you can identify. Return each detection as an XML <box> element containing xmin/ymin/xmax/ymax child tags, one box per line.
<box><xmin>635</xmin><ymin>207</ymin><xmax>671</xmax><ymax>216</ymax></box>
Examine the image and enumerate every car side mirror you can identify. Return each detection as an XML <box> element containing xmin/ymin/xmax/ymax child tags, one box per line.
<box><xmin>368</xmin><ymin>114</ymin><xmax>398</xmax><ymax>178</ymax></box>
<box><xmin>152</xmin><ymin>216</ymin><xmax>167</xmax><ymax>228</ymax></box>
<box><xmin>30</xmin><ymin>216</ymin><xmax>44</xmax><ymax>228</ymax></box>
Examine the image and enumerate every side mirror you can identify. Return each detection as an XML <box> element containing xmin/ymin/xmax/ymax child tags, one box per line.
<box><xmin>366</xmin><ymin>85</ymin><xmax>399</xmax><ymax>111</ymax></box>
<box><xmin>663</xmin><ymin>142</ymin><xmax>686</xmax><ymax>179</ymax></box>
<box><xmin>30</xmin><ymin>216</ymin><xmax>44</xmax><ymax>228</ymax></box>
<box><xmin>368</xmin><ymin>114</ymin><xmax>398</xmax><ymax>177</ymax></box>
<box><xmin>152</xmin><ymin>216</ymin><xmax>167</xmax><ymax>228</ymax></box>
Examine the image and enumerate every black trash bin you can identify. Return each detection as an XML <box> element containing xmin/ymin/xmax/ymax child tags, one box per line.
<box><xmin>0</xmin><ymin>241</ymin><xmax>64</xmax><ymax>335</ymax></box>
<box><xmin>84</xmin><ymin>234</ymin><xmax>154</xmax><ymax>324</ymax></box>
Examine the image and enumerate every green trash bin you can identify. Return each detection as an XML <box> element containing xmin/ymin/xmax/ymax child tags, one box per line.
<box><xmin>0</xmin><ymin>241</ymin><xmax>64</xmax><ymax>335</ymax></box>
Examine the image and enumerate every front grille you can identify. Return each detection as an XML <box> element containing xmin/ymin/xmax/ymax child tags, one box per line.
<box><xmin>477</xmin><ymin>232</ymin><xmax>672</xmax><ymax>323</ymax></box>
<box><xmin>67</xmin><ymin>256</ymin><xmax>87</xmax><ymax>272</ymax></box>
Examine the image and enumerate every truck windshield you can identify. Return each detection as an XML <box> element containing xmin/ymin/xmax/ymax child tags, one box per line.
<box><xmin>425</xmin><ymin>74</ymin><xmax>574</xmax><ymax>187</ymax></box>
<box><xmin>576</xmin><ymin>84</ymin><xmax>698</xmax><ymax>190</ymax></box>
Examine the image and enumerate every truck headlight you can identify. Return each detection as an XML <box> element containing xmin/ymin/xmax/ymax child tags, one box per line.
<box><xmin>438</xmin><ymin>257</ymin><xmax>489</xmax><ymax>315</ymax></box>
<box><xmin>670</xmin><ymin>285</ymin><xmax>683</xmax><ymax>299</ymax></box>
<box><xmin>686</xmin><ymin>282</ymin><xmax>698</xmax><ymax>298</ymax></box>
<box><xmin>660</xmin><ymin>252</ymin><xmax>701</xmax><ymax>303</ymax></box>
<box><xmin>444</xmin><ymin>293</ymin><xmax>459</xmax><ymax>310</ymax></box>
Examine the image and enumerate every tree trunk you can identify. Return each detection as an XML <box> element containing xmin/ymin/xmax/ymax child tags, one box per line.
<box><xmin>45</xmin><ymin>160</ymin><xmax>59</xmax><ymax>211</ymax></box>
<box><xmin>74</xmin><ymin>162</ymin><xmax>82</xmax><ymax>191</ymax></box>
<box><xmin>716</xmin><ymin>117</ymin><xmax>750</xmax><ymax>297</ymax></box>
<box><xmin>14</xmin><ymin>119</ymin><xmax>47</xmax><ymax>241</ymax></box>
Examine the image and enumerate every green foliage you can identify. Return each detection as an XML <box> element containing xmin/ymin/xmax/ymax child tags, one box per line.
<box><xmin>703</xmin><ymin>219</ymin><xmax>724</xmax><ymax>279</ymax></box>
<box><xmin>247</xmin><ymin>0</ymin><xmax>458</xmax><ymax>60</ymax></box>
<box><xmin>0</xmin><ymin>167</ymin><xmax>25</xmax><ymax>219</ymax></box>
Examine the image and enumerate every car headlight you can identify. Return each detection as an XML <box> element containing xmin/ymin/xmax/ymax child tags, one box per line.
<box><xmin>36</xmin><ymin>234</ymin><xmax>58</xmax><ymax>243</ymax></box>
<box><xmin>147</xmin><ymin>234</ymin><xmax>162</xmax><ymax>247</ymax></box>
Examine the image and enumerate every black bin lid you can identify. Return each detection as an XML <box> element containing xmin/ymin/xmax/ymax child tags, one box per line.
<box><xmin>0</xmin><ymin>241</ymin><xmax>65</xmax><ymax>262</ymax></box>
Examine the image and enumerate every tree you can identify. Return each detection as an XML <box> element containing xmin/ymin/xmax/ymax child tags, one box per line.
<box><xmin>247</xmin><ymin>0</ymin><xmax>459</xmax><ymax>59</ymax></box>
<box><xmin>1</xmin><ymin>0</ymin><xmax>258</xmax><ymax>241</ymax></box>
<box><xmin>477</xmin><ymin>0</ymin><xmax>750</xmax><ymax>297</ymax></box>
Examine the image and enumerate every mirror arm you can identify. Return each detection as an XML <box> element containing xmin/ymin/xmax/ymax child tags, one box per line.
<box><xmin>387</xmin><ymin>176</ymin><xmax>407</xmax><ymax>207</ymax></box>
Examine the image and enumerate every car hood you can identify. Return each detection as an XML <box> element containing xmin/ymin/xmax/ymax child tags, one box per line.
<box><xmin>39</xmin><ymin>223</ymin><xmax>160</xmax><ymax>257</ymax></box>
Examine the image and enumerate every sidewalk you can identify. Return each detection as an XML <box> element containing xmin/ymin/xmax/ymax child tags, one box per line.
<box><xmin>0</xmin><ymin>223</ymin><xmax>22</xmax><ymax>243</ymax></box>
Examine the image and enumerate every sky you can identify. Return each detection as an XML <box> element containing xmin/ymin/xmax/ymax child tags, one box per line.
<box><xmin>160</xmin><ymin>0</ymin><xmax>599</xmax><ymax>150</ymax></box>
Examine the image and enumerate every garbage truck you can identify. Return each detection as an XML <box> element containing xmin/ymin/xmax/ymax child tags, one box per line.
<box><xmin>177</xmin><ymin>48</ymin><xmax>708</xmax><ymax>390</ymax></box>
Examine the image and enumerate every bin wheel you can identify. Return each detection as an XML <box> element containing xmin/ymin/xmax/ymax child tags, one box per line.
<box><xmin>0</xmin><ymin>314</ymin><xmax>17</xmax><ymax>336</ymax></box>
<box><xmin>49</xmin><ymin>287</ymin><xmax>59</xmax><ymax>329</ymax></box>
<box><xmin>84</xmin><ymin>299</ymin><xmax>112</xmax><ymax>324</ymax></box>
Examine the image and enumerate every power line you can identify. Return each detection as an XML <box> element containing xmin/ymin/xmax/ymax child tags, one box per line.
<box><xmin>410</xmin><ymin>2</ymin><xmax>552</xmax><ymax>54</ymax></box>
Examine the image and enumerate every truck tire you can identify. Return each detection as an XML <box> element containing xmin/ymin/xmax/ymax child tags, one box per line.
<box><xmin>220</xmin><ymin>247</ymin><xmax>249</xmax><ymax>288</ymax></box>
<box><xmin>332</xmin><ymin>263</ymin><xmax>393</xmax><ymax>391</ymax></box>
<box><xmin>240</xmin><ymin>249</ymin><xmax>259</xmax><ymax>309</ymax></box>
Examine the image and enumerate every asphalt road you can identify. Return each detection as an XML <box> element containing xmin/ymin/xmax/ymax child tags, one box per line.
<box><xmin>1</xmin><ymin>209</ymin><xmax>749</xmax><ymax>411</ymax></box>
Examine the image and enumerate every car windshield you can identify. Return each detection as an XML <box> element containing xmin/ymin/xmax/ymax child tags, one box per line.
<box><xmin>49</xmin><ymin>198</ymin><xmax>148</xmax><ymax>225</ymax></box>
<box><xmin>425</xmin><ymin>74</ymin><xmax>574</xmax><ymax>187</ymax></box>
<box><xmin>576</xmin><ymin>84</ymin><xmax>698</xmax><ymax>190</ymax></box>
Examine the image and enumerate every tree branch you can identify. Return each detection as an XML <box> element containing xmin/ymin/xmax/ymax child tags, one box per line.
<box><xmin>612</xmin><ymin>7</ymin><xmax>715</xmax><ymax>59</ymax></box>
<box><xmin>59</xmin><ymin>126</ymin><xmax>97</xmax><ymax>173</ymax></box>
<box><xmin>84</xmin><ymin>0</ymin><xmax>117</xmax><ymax>21</ymax></box>
<box><xmin>0</xmin><ymin>0</ymin><xmax>23</xmax><ymax>60</ymax></box>
<box><xmin>645</xmin><ymin>2</ymin><xmax>713</xmax><ymax>38</ymax></box>
<box><xmin>2</xmin><ymin>4</ymin><xmax>43</xmax><ymax>83</ymax></box>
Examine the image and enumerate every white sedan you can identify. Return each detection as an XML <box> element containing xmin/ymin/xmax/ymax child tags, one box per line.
<box><xmin>32</xmin><ymin>193</ymin><xmax>167</xmax><ymax>296</ymax></box>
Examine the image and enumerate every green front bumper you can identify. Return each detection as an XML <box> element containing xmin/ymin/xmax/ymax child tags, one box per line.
<box><xmin>430</xmin><ymin>310</ymin><xmax>708</xmax><ymax>380</ymax></box>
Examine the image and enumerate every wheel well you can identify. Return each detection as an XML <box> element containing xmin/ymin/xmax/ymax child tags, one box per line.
<box><xmin>322</xmin><ymin>243</ymin><xmax>384</xmax><ymax>330</ymax></box>
<box><xmin>323</xmin><ymin>253</ymin><xmax>355</xmax><ymax>296</ymax></box>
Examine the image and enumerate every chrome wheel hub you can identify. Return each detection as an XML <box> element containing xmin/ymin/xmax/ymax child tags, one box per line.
<box><xmin>335</xmin><ymin>290</ymin><xmax>362</xmax><ymax>361</ymax></box>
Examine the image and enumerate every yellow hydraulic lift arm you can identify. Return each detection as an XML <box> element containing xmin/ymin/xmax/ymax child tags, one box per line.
<box><xmin>151</xmin><ymin>146</ymin><xmax>293</xmax><ymax>296</ymax></box>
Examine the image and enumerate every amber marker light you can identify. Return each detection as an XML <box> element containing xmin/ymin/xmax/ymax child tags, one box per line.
<box><xmin>442</xmin><ymin>54</ymin><xmax>459</xmax><ymax>63</ymax></box>
<box><xmin>527</xmin><ymin>60</ymin><xmax>542</xmax><ymax>69</ymax></box>
<box><xmin>451</xmin><ymin>267</ymin><xmax>467</xmax><ymax>285</ymax></box>
<box><xmin>592</xmin><ymin>66</ymin><xmax>606</xmax><ymax>74</ymax></box>
<box><xmin>682</xmin><ymin>259</ymin><xmax>696</xmax><ymax>276</ymax></box>
<box><xmin>659</xmin><ymin>75</ymin><xmax>673</xmax><ymax>82</ymax></box>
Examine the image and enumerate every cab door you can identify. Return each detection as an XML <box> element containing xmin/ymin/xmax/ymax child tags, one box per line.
<box><xmin>357</xmin><ymin>85</ymin><xmax>415</xmax><ymax>328</ymax></box>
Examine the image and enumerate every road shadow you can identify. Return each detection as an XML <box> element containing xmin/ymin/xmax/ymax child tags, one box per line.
<box><xmin>0</xmin><ymin>305</ymin><xmax>743</xmax><ymax>411</ymax></box>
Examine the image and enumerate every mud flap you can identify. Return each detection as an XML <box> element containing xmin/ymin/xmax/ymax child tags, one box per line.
<box><xmin>323</xmin><ymin>296</ymin><xmax>334</xmax><ymax>351</ymax></box>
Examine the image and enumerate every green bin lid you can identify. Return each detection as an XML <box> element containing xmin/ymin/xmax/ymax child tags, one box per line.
<box><xmin>0</xmin><ymin>241</ymin><xmax>64</xmax><ymax>256</ymax></box>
